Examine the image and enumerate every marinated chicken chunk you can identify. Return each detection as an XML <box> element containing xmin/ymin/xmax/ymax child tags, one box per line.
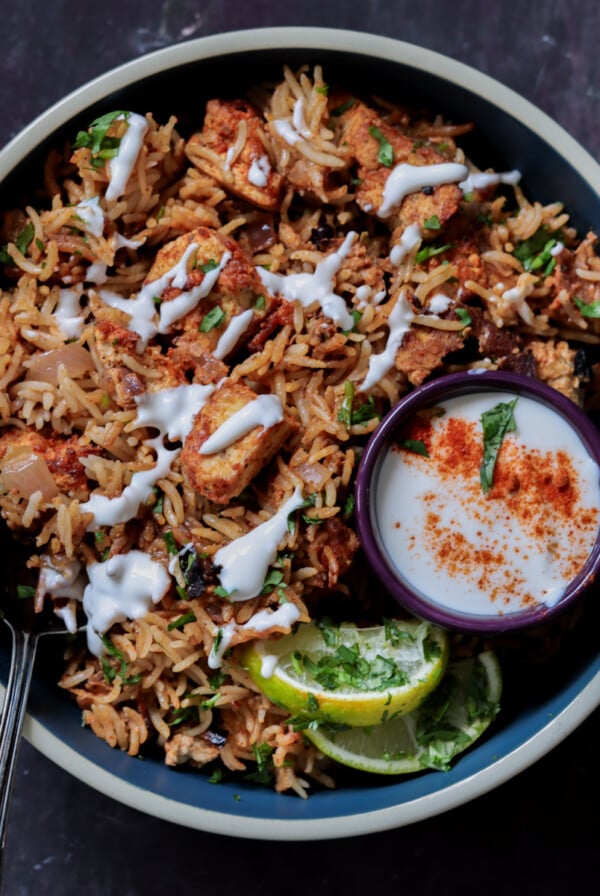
<box><xmin>180</xmin><ymin>380</ymin><xmax>297</xmax><ymax>503</ymax></box>
<box><xmin>341</xmin><ymin>101</ymin><xmax>462</xmax><ymax>232</ymax></box>
<box><xmin>0</xmin><ymin>428</ymin><xmax>99</xmax><ymax>499</ymax></box>
<box><xmin>145</xmin><ymin>225</ymin><xmax>269</xmax><ymax>358</ymax></box>
<box><xmin>186</xmin><ymin>99</ymin><xmax>284</xmax><ymax>211</ymax></box>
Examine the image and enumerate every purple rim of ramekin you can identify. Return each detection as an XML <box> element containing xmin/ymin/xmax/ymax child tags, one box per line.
<box><xmin>355</xmin><ymin>369</ymin><xmax>600</xmax><ymax>633</ymax></box>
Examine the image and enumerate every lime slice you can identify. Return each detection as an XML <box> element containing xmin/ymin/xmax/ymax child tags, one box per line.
<box><xmin>241</xmin><ymin>619</ymin><xmax>449</xmax><ymax>728</ymax></box>
<box><xmin>304</xmin><ymin>650</ymin><xmax>502</xmax><ymax>774</ymax></box>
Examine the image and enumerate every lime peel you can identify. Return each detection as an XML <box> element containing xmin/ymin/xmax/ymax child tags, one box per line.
<box><xmin>241</xmin><ymin>619</ymin><xmax>449</xmax><ymax>728</ymax></box>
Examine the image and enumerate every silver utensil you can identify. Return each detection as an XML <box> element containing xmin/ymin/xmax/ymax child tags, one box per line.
<box><xmin>0</xmin><ymin>525</ymin><xmax>80</xmax><ymax>886</ymax></box>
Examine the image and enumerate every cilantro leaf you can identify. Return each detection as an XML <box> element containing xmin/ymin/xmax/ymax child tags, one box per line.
<box><xmin>512</xmin><ymin>225</ymin><xmax>562</xmax><ymax>276</ymax></box>
<box><xmin>199</xmin><ymin>306</ymin><xmax>225</xmax><ymax>332</ymax></box>
<box><xmin>574</xmin><ymin>296</ymin><xmax>600</xmax><ymax>318</ymax></box>
<box><xmin>480</xmin><ymin>398</ymin><xmax>518</xmax><ymax>493</ymax></box>
<box><xmin>368</xmin><ymin>126</ymin><xmax>394</xmax><ymax>168</ymax></box>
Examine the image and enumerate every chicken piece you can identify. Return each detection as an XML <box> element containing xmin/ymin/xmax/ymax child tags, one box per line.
<box><xmin>342</xmin><ymin>101</ymin><xmax>462</xmax><ymax>232</ymax></box>
<box><xmin>164</xmin><ymin>731</ymin><xmax>222</xmax><ymax>768</ymax></box>
<box><xmin>394</xmin><ymin>324</ymin><xmax>465</xmax><ymax>386</ymax></box>
<box><xmin>185</xmin><ymin>99</ymin><xmax>283</xmax><ymax>211</ymax></box>
<box><xmin>92</xmin><ymin>320</ymin><xmax>189</xmax><ymax>408</ymax></box>
<box><xmin>0</xmin><ymin>428</ymin><xmax>99</xmax><ymax>498</ymax></box>
<box><xmin>146</xmin><ymin>226</ymin><xmax>269</xmax><ymax>359</ymax></box>
<box><xmin>180</xmin><ymin>380</ymin><xmax>297</xmax><ymax>504</ymax></box>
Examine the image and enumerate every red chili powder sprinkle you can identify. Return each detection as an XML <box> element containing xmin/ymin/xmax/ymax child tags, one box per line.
<box><xmin>396</xmin><ymin>410</ymin><xmax>599</xmax><ymax>610</ymax></box>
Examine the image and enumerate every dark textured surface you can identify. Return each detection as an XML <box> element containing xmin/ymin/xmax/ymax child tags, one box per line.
<box><xmin>1</xmin><ymin>2</ymin><xmax>599</xmax><ymax>893</ymax></box>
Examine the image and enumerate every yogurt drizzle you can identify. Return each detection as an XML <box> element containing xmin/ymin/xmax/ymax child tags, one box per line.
<box><xmin>258</xmin><ymin>231</ymin><xmax>357</xmax><ymax>329</ymax></box>
<box><xmin>99</xmin><ymin>243</ymin><xmax>231</xmax><ymax>348</ymax></box>
<box><xmin>214</xmin><ymin>486</ymin><xmax>304</xmax><ymax>602</ymax></box>
<box><xmin>208</xmin><ymin>602</ymin><xmax>301</xmax><ymax>670</ymax></box>
<box><xmin>378</xmin><ymin>162</ymin><xmax>468</xmax><ymax>219</ymax></box>
<box><xmin>199</xmin><ymin>393</ymin><xmax>284</xmax><ymax>455</ymax></box>
<box><xmin>105</xmin><ymin>113</ymin><xmax>149</xmax><ymax>202</ymax></box>
<box><xmin>360</xmin><ymin>290</ymin><xmax>415</xmax><ymax>391</ymax></box>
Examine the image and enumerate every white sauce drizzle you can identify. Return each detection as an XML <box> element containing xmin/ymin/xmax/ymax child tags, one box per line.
<box><xmin>248</xmin><ymin>155</ymin><xmax>271</xmax><ymax>188</ymax></box>
<box><xmin>214</xmin><ymin>487</ymin><xmax>304</xmax><ymax>602</ymax></box>
<box><xmin>200</xmin><ymin>393</ymin><xmax>284</xmax><ymax>455</ymax></box>
<box><xmin>213</xmin><ymin>308</ymin><xmax>254</xmax><ymax>359</ymax></box>
<box><xmin>55</xmin><ymin>285</ymin><xmax>85</xmax><ymax>338</ymax></box>
<box><xmin>360</xmin><ymin>290</ymin><xmax>415</xmax><ymax>391</ymax></box>
<box><xmin>83</xmin><ymin>551</ymin><xmax>170</xmax><ymax>655</ymax></box>
<box><xmin>378</xmin><ymin>162</ymin><xmax>468</xmax><ymax>219</ymax></box>
<box><xmin>257</xmin><ymin>231</ymin><xmax>357</xmax><ymax>329</ymax></box>
<box><xmin>74</xmin><ymin>196</ymin><xmax>104</xmax><ymax>238</ymax></box>
<box><xmin>80</xmin><ymin>382</ymin><xmax>214</xmax><ymax>528</ymax></box>
<box><xmin>39</xmin><ymin>558</ymin><xmax>85</xmax><ymax>634</ymax></box>
<box><xmin>501</xmin><ymin>278</ymin><xmax>536</xmax><ymax>325</ymax></box>
<box><xmin>208</xmin><ymin>602</ymin><xmax>301</xmax><ymax>670</ymax></box>
<box><xmin>105</xmin><ymin>113</ymin><xmax>149</xmax><ymax>202</ymax></box>
<box><xmin>459</xmin><ymin>169</ymin><xmax>521</xmax><ymax>194</ymax></box>
<box><xmin>272</xmin><ymin>120</ymin><xmax>302</xmax><ymax>146</ymax></box>
<box><xmin>428</xmin><ymin>293</ymin><xmax>452</xmax><ymax>314</ymax></box>
<box><xmin>85</xmin><ymin>262</ymin><xmax>108</xmax><ymax>285</ymax></box>
<box><xmin>292</xmin><ymin>98</ymin><xmax>312</xmax><ymax>138</ymax></box>
<box><xmin>99</xmin><ymin>243</ymin><xmax>230</xmax><ymax>348</ymax></box>
<box><xmin>355</xmin><ymin>285</ymin><xmax>387</xmax><ymax>310</ymax></box>
<box><xmin>390</xmin><ymin>222</ymin><xmax>422</xmax><ymax>265</ymax></box>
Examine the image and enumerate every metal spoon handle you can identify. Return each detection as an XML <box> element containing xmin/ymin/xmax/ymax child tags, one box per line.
<box><xmin>0</xmin><ymin>627</ymin><xmax>37</xmax><ymax>880</ymax></box>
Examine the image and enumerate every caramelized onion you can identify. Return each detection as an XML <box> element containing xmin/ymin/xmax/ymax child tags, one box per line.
<box><xmin>25</xmin><ymin>344</ymin><xmax>94</xmax><ymax>385</ymax></box>
<box><xmin>0</xmin><ymin>450</ymin><xmax>59</xmax><ymax>500</ymax></box>
<box><xmin>246</xmin><ymin>217</ymin><xmax>276</xmax><ymax>253</ymax></box>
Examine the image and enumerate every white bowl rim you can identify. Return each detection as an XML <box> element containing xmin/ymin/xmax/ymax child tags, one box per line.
<box><xmin>2</xmin><ymin>25</ymin><xmax>600</xmax><ymax>840</ymax></box>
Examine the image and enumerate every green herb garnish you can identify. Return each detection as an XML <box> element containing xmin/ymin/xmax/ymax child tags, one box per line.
<box><xmin>368</xmin><ymin>126</ymin><xmax>394</xmax><ymax>168</ymax></box>
<box><xmin>73</xmin><ymin>110</ymin><xmax>129</xmax><ymax>169</ymax></box>
<box><xmin>574</xmin><ymin>296</ymin><xmax>600</xmax><ymax>318</ymax></box>
<box><xmin>400</xmin><ymin>439</ymin><xmax>429</xmax><ymax>457</ymax></box>
<box><xmin>423</xmin><ymin>215</ymin><xmax>441</xmax><ymax>231</ymax></box>
<box><xmin>480</xmin><ymin>398</ymin><xmax>518</xmax><ymax>494</ymax></box>
<box><xmin>512</xmin><ymin>225</ymin><xmax>562</xmax><ymax>276</ymax></box>
<box><xmin>199</xmin><ymin>306</ymin><xmax>225</xmax><ymax>332</ymax></box>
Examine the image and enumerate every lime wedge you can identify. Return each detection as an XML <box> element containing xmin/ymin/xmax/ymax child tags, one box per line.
<box><xmin>241</xmin><ymin>619</ymin><xmax>449</xmax><ymax>728</ymax></box>
<box><xmin>304</xmin><ymin>650</ymin><xmax>502</xmax><ymax>774</ymax></box>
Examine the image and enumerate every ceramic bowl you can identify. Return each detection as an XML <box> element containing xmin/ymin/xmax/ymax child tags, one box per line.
<box><xmin>1</xmin><ymin>27</ymin><xmax>600</xmax><ymax>841</ymax></box>
<box><xmin>356</xmin><ymin>370</ymin><xmax>600</xmax><ymax>633</ymax></box>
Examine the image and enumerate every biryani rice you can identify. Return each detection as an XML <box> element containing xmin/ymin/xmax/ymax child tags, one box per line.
<box><xmin>1</xmin><ymin>64</ymin><xmax>599</xmax><ymax>795</ymax></box>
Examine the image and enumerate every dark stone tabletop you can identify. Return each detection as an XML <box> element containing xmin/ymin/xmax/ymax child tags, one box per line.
<box><xmin>1</xmin><ymin>2</ymin><xmax>599</xmax><ymax>893</ymax></box>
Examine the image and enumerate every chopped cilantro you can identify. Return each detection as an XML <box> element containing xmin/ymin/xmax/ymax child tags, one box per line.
<box><xmin>214</xmin><ymin>585</ymin><xmax>232</xmax><ymax>599</ymax></box>
<box><xmin>574</xmin><ymin>296</ymin><xmax>600</xmax><ymax>318</ymax></box>
<box><xmin>100</xmin><ymin>634</ymin><xmax>142</xmax><ymax>687</ymax></box>
<box><xmin>337</xmin><ymin>381</ymin><xmax>379</xmax><ymax>428</ymax></box>
<box><xmin>368</xmin><ymin>126</ymin><xmax>394</xmax><ymax>168</ymax></box>
<box><xmin>73</xmin><ymin>110</ymin><xmax>129</xmax><ymax>169</ymax></box>
<box><xmin>512</xmin><ymin>225</ymin><xmax>562</xmax><ymax>276</ymax></box>
<box><xmin>480</xmin><ymin>398</ymin><xmax>518</xmax><ymax>494</ymax></box>
<box><xmin>400</xmin><ymin>439</ymin><xmax>429</xmax><ymax>457</ymax></box>
<box><xmin>455</xmin><ymin>307</ymin><xmax>472</xmax><ymax>327</ymax></box>
<box><xmin>244</xmin><ymin>742</ymin><xmax>275</xmax><ymax>786</ymax></box>
<box><xmin>162</xmin><ymin>530</ymin><xmax>179</xmax><ymax>555</ymax></box>
<box><xmin>423</xmin><ymin>215</ymin><xmax>441</xmax><ymax>231</ymax></box>
<box><xmin>199</xmin><ymin>306</ymin><xmax>225</xmax><ymax>332</ymax></box>
<box><xmin>331</xmin><ymin>97</ymin><xmax>355</xmax><ymax>116</ymax></box>
<box><xmin>254</xmin><ymin>294</ymin><xmax>266</xmax><ymax>310</ymax></box>
<box><xmin>167</xmin><ymin>612</ymin><xmax>197</xmax><ymax>631</ymax></box>
<box><xmin>198</xmin><ymin>258</ymin><xmax>218</xmax><ymax>273</ymax></box>
<box><xmin>415</xmin><ymin>242</ymin><xmax>452</xmax><ymax>264</ymax></box>
<box><xmin>17</xmin><ymin>584</ymin><xmax>36</xmax><ymax>600</ymax></box>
